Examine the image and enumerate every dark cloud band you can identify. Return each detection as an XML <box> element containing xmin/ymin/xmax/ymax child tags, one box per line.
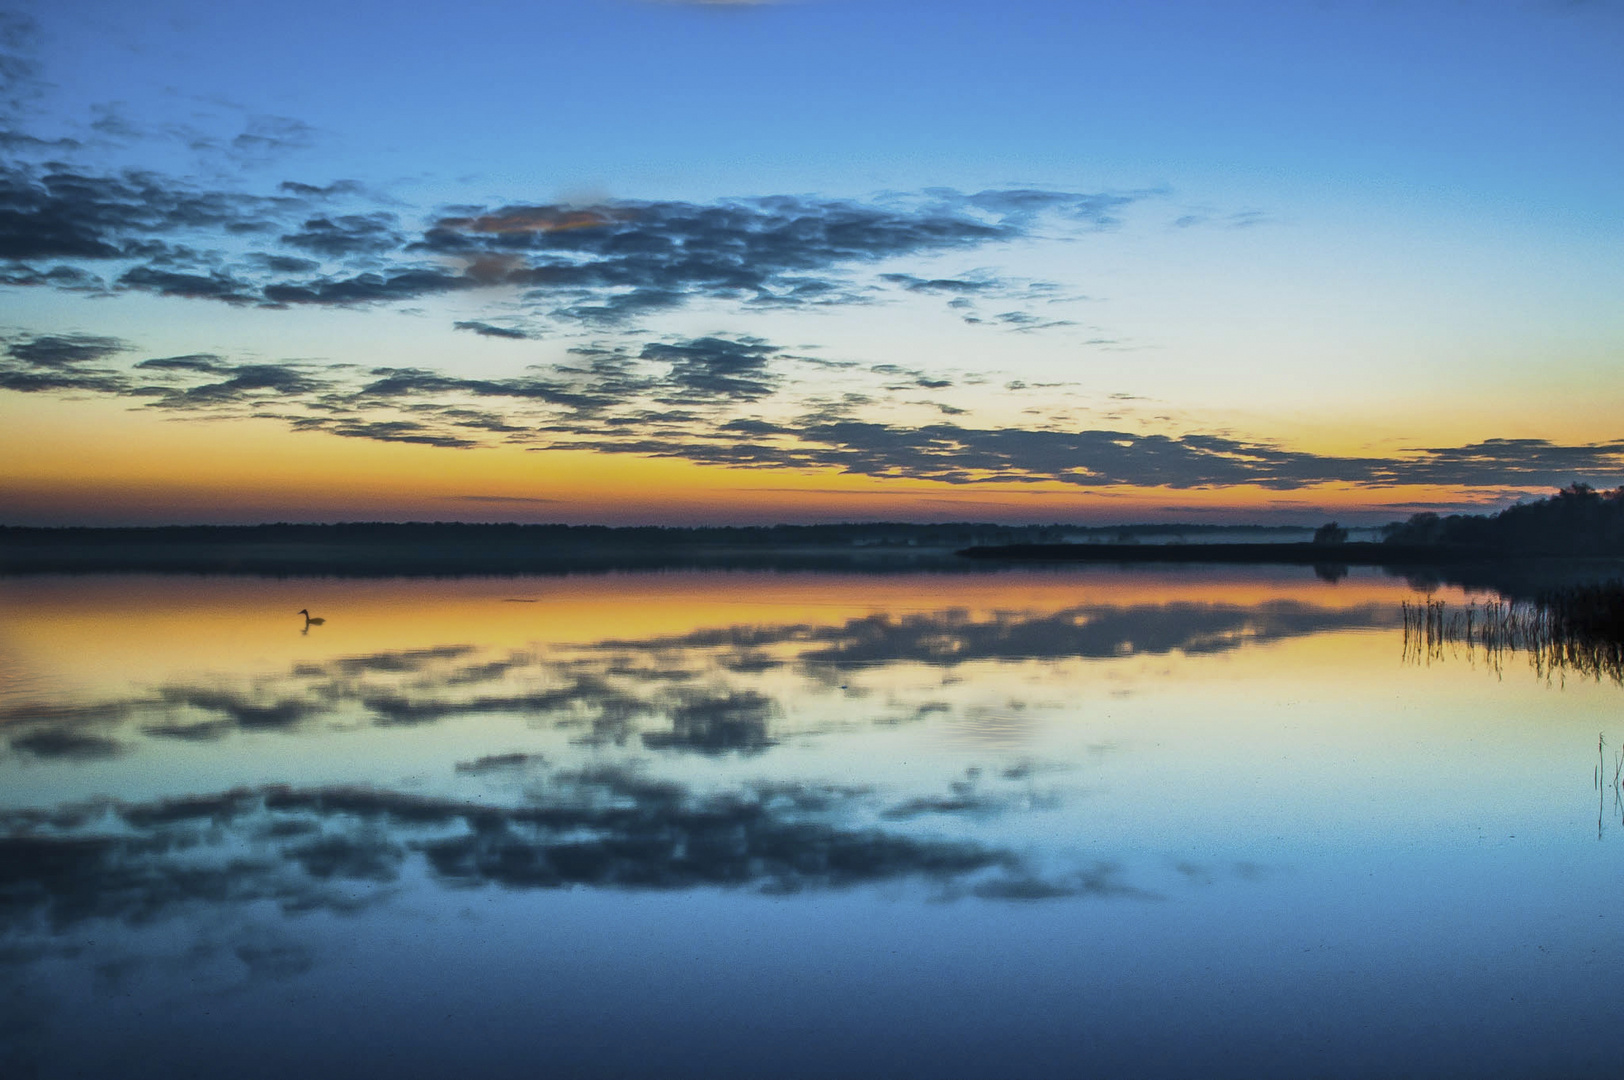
<box><xmin>4</xmin><ymin>329</ymin><xmax>1622</xmax><ymax>492</ymax></box>
<box><xmin>0</xmin><ymin>156</ymin><xmax>1131</xmax><ymax>327</ymax></box>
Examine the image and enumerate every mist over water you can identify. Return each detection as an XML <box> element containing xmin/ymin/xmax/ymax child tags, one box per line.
<box><xmin>1</xmin><ymin>567</ymin><xmax>1620</xmax><ymax>1079</ymax></box>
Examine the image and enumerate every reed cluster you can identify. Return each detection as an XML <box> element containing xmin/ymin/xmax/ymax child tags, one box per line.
<box><xmin>1401</xmin><ymin>583</ymin><xmax>1624</xmax><ymax>685</ymax></box>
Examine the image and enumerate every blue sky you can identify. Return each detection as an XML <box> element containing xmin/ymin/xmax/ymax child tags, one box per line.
<box><xmin>2</xmin><ymin>0</ymin><xmax>1622</xmax><ymax>524</ymax></box>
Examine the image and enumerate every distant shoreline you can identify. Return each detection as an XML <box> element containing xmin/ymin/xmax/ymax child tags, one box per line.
<box><xmin>957</xmin><ymin>542</ymin><xmax>1478</xmax><ymax>567</ymax></box>
<box><xmin>2</xmin><ymin>526</ymin><xmax>1619</xmax><ymax>587</ymax></box>
<box><xmin>0</xmin><ymin>522</ymin><xmax>1327</xmax><ymax>577</ymax></box>
<box><xmin>0</xmin><ymin>523</ymin><xmax>1034</xmax><ymax>576</ymax></box>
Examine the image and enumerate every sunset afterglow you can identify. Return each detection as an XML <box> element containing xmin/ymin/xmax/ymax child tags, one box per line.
<box><xmin>3</xmin><ymin>1</ymin><xmax>1621</xmax><ymax>525</ymax></box>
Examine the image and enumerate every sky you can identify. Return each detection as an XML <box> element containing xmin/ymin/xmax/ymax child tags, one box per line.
<box><xmin>1</xmin><ymin>0</ymin><xmax>1621</xmax><ymax>526</ymax></box>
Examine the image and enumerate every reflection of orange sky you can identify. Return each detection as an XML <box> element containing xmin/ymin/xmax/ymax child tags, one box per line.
<box><xmin>0</xmin><ymin>398</ymin><xmax>1516</xmax><ymax>525</ymax></box>
<box><xmin>0</xmin><ymin>569</ymin><xmax>1443</xmax><ymax>696</ymax></box>
<box><xmin>6</xmin><ymin>571</ymin><xmax>1614</xmax><ymax>839</ymax></box>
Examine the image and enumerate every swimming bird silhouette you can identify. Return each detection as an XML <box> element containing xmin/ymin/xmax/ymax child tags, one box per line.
<box><xmin>298</xmin><ymin>608</ymin><xmax>326</xmax><ymax>629</ymax></box>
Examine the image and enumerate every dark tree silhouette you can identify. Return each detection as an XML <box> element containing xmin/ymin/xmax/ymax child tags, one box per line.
<box><xmin>1313</xmin><ymin>522</ymin><xmax>1348</xmax><ymax>545</ymax></box>
<box><xmin>1384</xmin><ymin>485</ymin><xmax>1624</xmax><ymax>555</ymax></box>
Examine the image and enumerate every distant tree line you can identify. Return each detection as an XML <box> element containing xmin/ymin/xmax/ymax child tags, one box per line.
<box><xmin>1384</xmin><ymin>484</ymin><xmax>1624</xmax><ymax>555</ymax></box>
<box><xmin>0</xmin><ymin>520</ymin><xmax>1310</xmax><ymax>549</ymax></box>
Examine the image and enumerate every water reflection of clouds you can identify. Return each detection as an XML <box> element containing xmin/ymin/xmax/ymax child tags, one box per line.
<box><xmin>605</xmin><ymin>601</ymin><xmax>1396</xmax><ymax>668</ymax></box>
<box><xmin>0</xmin><ymin>594</ymin><xmax>1384</xmax><ymax>942</ymax></box>
<box><xmin>0</xmin><ymin>755</ymin><xmax>1157</xmax><ymax>1074</ymax></box>
<box><xmin>0</xmin><ymin>764</ymin><xmax>1125</xmax><ymax>939</ymax></box>
<box><xmin>0</xmin><ymin>598</ymin><xmax>1397</xmax><ymax>762</ymax></box>
<box><xmin>0</xmin><ymin>591</ymin><xmax>1381</xmax><ymax>1069</ymax></box>
<box><xmin>952</xmin><ymin>701</ymin><xmax>1040</xmax><ymax>751</ymax></box>
<box><xmin>10</xmin><ymin>577</ymin><xmax>1621</xmax><ymax>1078</ymax></box>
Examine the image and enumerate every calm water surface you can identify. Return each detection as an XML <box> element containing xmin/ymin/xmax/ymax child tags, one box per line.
<box><xmin>1</xmin><ymin>568</ymin><xmax>1620</xmax><ymax>1078</ymax></box>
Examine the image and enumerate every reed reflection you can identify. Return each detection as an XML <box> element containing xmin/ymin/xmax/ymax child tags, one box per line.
<box><xmin>1400</xmin><ymin>584</ymin><xmax>1624</xmax><ymax>685</ymax></box>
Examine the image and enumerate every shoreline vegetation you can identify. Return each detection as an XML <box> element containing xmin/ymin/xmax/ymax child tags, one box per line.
<box><xmin>968</xmin><ymin>485</ymin><xmax>1624</xmax><ymax>562</ymax></box>
<box><xmin>962</xmin><ymin>486</ymin><xmax>1624</xmax><ymax>591</ymax></box>
<box><xmin>959</xmin><ymin>541</ymin><xmax>1472</xmax><ymax>566</ymax></box>
<box><xmin>2</xmin><ymin>486</ymin><xmax>1620</xmax><ymax>582</ymax></box>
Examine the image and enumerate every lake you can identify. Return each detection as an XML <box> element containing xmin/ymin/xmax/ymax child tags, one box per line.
<box><xmin>1</xmin><ymin>567</ymin><xmax>1620</xmax><ymax>1078</ymax></box>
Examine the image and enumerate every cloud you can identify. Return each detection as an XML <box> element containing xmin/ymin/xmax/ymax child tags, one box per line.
<box><xmin>1172</xmin><ymin>209</ymin><xmax>1274</xmax><ymax>230</ymax></box>
<box><xmin>639</xmin><ymin>336</ymin><xmax>780</xmax><ymax>402</ymax></box>
<box><xmin>4</xmin><ymin>333</ymin><xmax>126</xmax><ymax>367</ymax></box>
<box><xmin>142</xmin><ymin>361</ymin><xmax>327</xmax><ymax>408</ymax></box>
<box><xmin>453</xmin><ymin>320</ymin><xmax>533</xmax><ymax>340</ymax></box>
<box><xmin>116</xmin><ymin>264</ymin><xmax>259</xmax><ymax>303</ymax></box>
<box><xmin>880</xmin><ymin>272</ymin><xmax>1001</xmax><ymax>295</ymax></box>
<box><xmin>277</xmin><ymin>180</ymin><xmax>366</xmax><ymax>198</ymax></box>
<box><xmin>666</xmin><ymin>421</ymin><xmax>1624</xmax><ymax>491</ymax></box>
<box><xmin>246</xmin><ymin>252</ymin><xmax>321</xmax><ymax>274</ymax></box>
<box><xmin>280</xmin><ymin>213</ymin><xmax>401</xmax><ymax>258</ymax></box>
<box><xmin>5</xmin><ymin>322</ymin><xmax>1624</xmax><ymax>491</ymax></box>
<box><xmin>299</xmin><ymin>417</ymin><xmax>483</xmax><ymax>448</ymax></box>
<box><xmin>411</xmin><ymin>190</ymin><xmax>1127</xmax><ymax>323</ymax></box>
<box><xmin>353</xmin><ymin>365</ymin><xmax>621</xmax><ymax>411</ymax></box>
<box><xmin>1</xmin><ymin>160</ymin><xmax>1136</xmax><ymax>324</ymax></box>
<box><xmin>876</xmin><ymin>271</ymin><xmax>1080</xmax><ymax>331</ymax></box>
<box><xmin>133</xmin><ymin>353</ymin><xmax>228</xmax><ymax>372</ymax></box>
<box><xmin>0</xmin><ymin>262</ymin><xmax>102</xmax><ymax>289</ymax></box>
<box><xmin>0</xmin><ymin>366</ymin><xmax>133</xmax><ymax>393</ymax></box>
<box><xmin>0</xmin><ymin>333</ymin><xmax>141</xmax><ymax>393</ymax></box>
<box><xmin>869</xmin><ymin>363</ymin><xmax>954</xmax><ymax>391</ymax></box>
<box><xmin>985</xmin><ymin>310</ymin><xmax>1075</xmax><ymax>333</ymax></box>
<box><xmin>260</xmin><ymin>268</ymin><xmax>469</xmax><ymax>306</ymax></box>
<box><xmin>221</xmin><ymin>115</ymin><xmax>317</xmax><ymax>166</ymax></box>
<box><xmin>0</xmin><ymin>161</ymin><xmax>301</xmax><ymax>262</ymax></box>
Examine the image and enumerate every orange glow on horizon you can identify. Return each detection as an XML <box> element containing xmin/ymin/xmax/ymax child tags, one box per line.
<box><xmin>0</xmin><ymin>395</ymin><xmax>1530</xmax><ymax>526</ymax></box>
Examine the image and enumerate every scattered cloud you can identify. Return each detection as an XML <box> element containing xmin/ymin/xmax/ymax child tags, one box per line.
<box><xmin>214</xmin><ymin>115</ymin><xmax>318</xmax><ymax>167</ymax></box>
<box><xmin>453</xmin><ymin>320</ymin><xmax>534</xmax><ymax>340</ymax></box>
<box><xmin>0</xmin><ymin>156</ymin><xmax>1133</xmax><ymax>329</ymax></box>
<box><xmin>1172</xmin><ymin>208</ymin><xmax>1275</xmax><ymax>230</ymax></box>
<box><xmin>0</xmin><ymin>111</ymin><xmax>1611</xmax><ymax>497</ymax></box>
<box><xmin>277</xmin><ymin>179</ymin><xmax>366</xmax><ymax>198</ymax></box>
<box><xmin>3</xmin><ymin>328</ymin><xmax>1622</xmax><ymax>492</ymax></box>
<box><xmin>639</xmin><ymin>336</ymin><xmax>781</xmax><ymax>401</ymax></box>
<box><xmin>280</xmin><ymin>212</ymin><xmax>401</xmax><ymax>258</ymax></box>
<box><xmin>5</xmin><ymin>332</ymin><xmax>126</xmax><ymax>367</ymax></box>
